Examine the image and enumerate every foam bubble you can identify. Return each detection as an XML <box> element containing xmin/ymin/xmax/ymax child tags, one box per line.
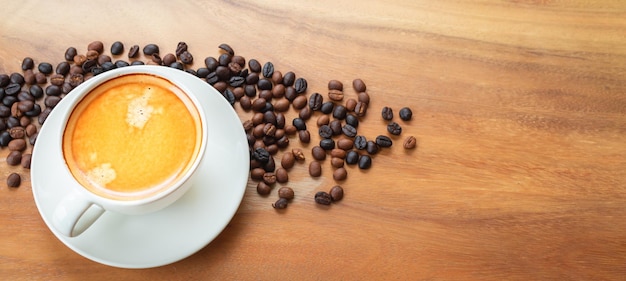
<box><xmin>126</xmin><ymin>89</ymin><xmax>162</xmax><ymax>129</ymax></box>
<box><xmin>86</xmin><ymin>163</ymin><xmax>116</xmax><ymax>187</ymax></box>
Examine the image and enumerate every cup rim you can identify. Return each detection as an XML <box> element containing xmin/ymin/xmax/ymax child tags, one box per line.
<box><xmin>58</xmin><ymin>65</ymin><xmax>209</xmax><ymax>206</ymax></box>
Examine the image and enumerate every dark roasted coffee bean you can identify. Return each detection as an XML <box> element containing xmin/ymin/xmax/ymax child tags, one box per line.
<box><xmin>24</xmin><ymin>103</ymin><xmax>41</xmax><ymax>117</ymax></box>
<box><xmin>180</xmin><ymin>51</ymin><xmax>193</xmax><ymax>64</ymax></box>
<box><xmin>3</xmin><ymin>95</ymin><xmax>18</xmax><ymax>106</ymax></box>
<box><xmin>320</xmin><ymin>101</ymin><xmax>334</xmax><ymax>114</ymax></box>
<box><xmin>263</xmin><ymin>110</ymin><xmax>277</xmax><ymax>126</ymax></box>
<box><xmin>29</xmin><ymin>85</ymin><xmax>43</xmax><ymax>99</ymax></box>
<box><xmin>0</xmin><ymin>74</ymin><xmax>9</xmax><ymax>88</ymax></box>
<box><xmin>38</xmin><ymin>62</ymin><xmax>53</xmax><ymax>74</ymax></box>
<box><xmin>10</xmin><ymin>73</ymin><xmax>24</xmax><ymax>85</ymax></box>
<box><xmin>257</xmin><ymin>182</ymin><xmax>272</xmax><ymax>195</ymax></box>
<box><xmin>259</xmin><ymin>90</ymin><xmax>273</xmax><ymax>101</ymax></box>
<box><xmin>261</xmin><ymin>102</ymin><xmax>274</xmax><ymax>113</ymax></box>
<box><xmin>257</xmin><ymin>78</ymin><xmax>273</xmax><ymax>91</ymax></box>
<box><xmin>91</xmin><ymin>67</ymin><xmax>104</xmax><ymax>76</ymax></box>
<box><xmin>115</xmin><ymin>60</ymin><xmax>129</xmax><ymax>68</ymax></box>
<box><xmin>232</xmin><ymin>55</ymin><xmax>245</xmax><ymax>67</ymax></box>
<box><xmin>143</xmin><ymin>43</ymin><xmax>159</xmax><ymax>55</ymax></box>
<box><xmin>294</xmin><ymin>77</ymin><xmax>307</xmax><ymax>93</ymax></box>
<box><xmin>128</xmin><ymin>45</ymin><xmax>140</xmax><ymax>58</ymax></box>
<box><xmin>330</xmin><ymin>185</ymin><xmax>344</xmax><ymax>201</ymax></box>
<box><xmin>65</xmin><ymin>47</ymin><xmax>77</xmax><ymax>61</ymax></box>
<box><xmin>262</xmin><ymin>62</ymin><xmax>274</xmax><ymax>78</ymax></box>
<box><xmin>45</xmin><ymin>85</ymin><xmax>61</xmax><ymax>96</ymax></box>
<box><xmin>312</xmin><ymin>146</ymin><xmax>326</xmax><ymax>161</ymax></box>
<box><xmin>206</xmin><ymin>72</ymin><xmax>219</xmax><ymax>85</ymax></box>
<box><xmin>375</xmin><ymin>135</ymin><xmax>393</xmax><ymax>147</ymax></box>
<box><xmin>172</xmin><ymin>41</ymin><xmax>188</xmax><ymax>57</ymax></box>
<box><xmin>17</xmin><ymin>100</ymin><xmax>34</xmax><ymax>112</ymax></box>
<box><xmin>309</xmin><ymin>93</ymin><xmax>323</xmax><ymax>111</ymax></box>
<box><xmin>5</xmin><ymin>83</ymin><xmax>21</xmax><ymax>96</ymax></box>
<box><xmin>355</xmin><ymin>101</ymin><xmax>368</xmax><ymax>117</ymax></box>
<box><xmin>218</xmin><ymin>53</ymin><xmax>231</xmax><ymax>66</ymax></box>
<box><xmin>110</xmin><ymin>41</ymin><xmax>124</xmax><ymax>55</ymax></box>
<box><xmin>38</xmin><ymin>107</ymin><xmax>52</xmax><ymax>125</ymax></box>
<box><xmin>399</xmin><ymin>107</ymin><xmax>413</xmax><ymax>121</ymax></box>
<box><xmin>272</xmin><ymin>198</ymin><xmax>288</xmax><ymax>209</ymax></box>
<box><xmin>81</xmin><ymin>59</ymin><xmax>97</xmax><ymax>73</ymax></box>
<box><xmin>6</xmin><ymin>151</ymin><xmax>22</xmax><ymax>166</ymax></box>
<box><xmin>358</xmin><ymin>154</ymin><xmax>372</xmax><ymax>169</ymax></box>
<box><xmin>264</xmin><ymin>155</ymin><xmax>276</xmax><ymax>172</ymax></box>
<box><xmin>218</xmin><ymin>43</ymin><xmax>235</xmax><ymax>55</ymax></box>
<box><xmin>0</xmin><ymin>105</ymin><xmax>9</xmax><ymax>118</ymax></box>
<box><xmin>381</xmin><ymin>106</ymin><xmax>393</xmax><ymax>120</ymax></box>
<box><xmin>314</xmin><ymin>191</ymin><xmax>332</xmax><ymax>205</ymax></box>
<box><xmin>333</xmin><ymin>167</ymin><xmax>347</xmax><ymax>181</ymax></box>
<box><xmin>7</xmin><ymin>173</ymin><xmax>21</xmax><ymax>187</ymax></box>
<box><xmin>275</xmin><ymin>112</ymin><xmax>286</xmax><ymax>128</ymax></box>
<box><xmin>8</xmin><ymin>138</ymin><xmax>26</xmax><ymax>151</ymax></box>
<box><xmin>130</xmin><ymin>61</ymin><xmax>144</xmax><ymax>66</ymax></box>
<box><xmin>276</xmin><ymin>135</ymin><xmax>289</xmax><ymax>148</ymax></box>
<box><xmin>87</xmin><ymin>41</ymin><xmax>104</xmax><ymax>53</ymax></box>
<box><xmin>292</xmin><ymin>118</ymin><xmax>306</xmax><ymax>130</ymax></box>
<box><xmin>329</xmin><ymin>120</ymin><xmax>342</xmax><ymax>136</ymax></box>
<box><xmin>228</xmin><ymin>76</ymin><xmax>245</xmax><ymax>87</ymax></box>
<box><xmin>22</xmin><ymin>57</ymin><xmax>34</xmax><ymax>70</ymax></box>
<box><xmin>309</xmin><ymin>161</ymin><xmax>322</xmax><ymax>177</ymax></box>
<box><xmin>333</xmin><ymin>105</ymin><xmax>347</xmax><ymax>120</ymax></box>
<box><xmin>283</xmin><ymin>71</ymin><xmax>295</xmax><ymax>86</ymax></box>
<box><xmin>248</xmin><ymin>59</ymin><xmax>261</xmax><ymax>73</ymax></box>
<box><xmin>228</xmin><ymin>62</ymin><xmax>242</xmax><ymax>75</ymax></box>
<box><xmin>0</xmin><ymin>131</ymin><xmax>11</xmax><ymax>146</ymax></box>
<box><xmin>404</xmin><ymin>136</ymin><xmax>417</xmax><ymax>149</ymax></box>
<box><xmin>17</xmin><ymin>91</ymin><xmax>34</xmax><ymax>101</ymax></box>
<box><xmin>319</xmin><ymin>125</ymin><xmax>333</xmax><ymax>139</ymax></box>
<box><xmin>150</xmin><ymin>53</ymin><xmax>163</xmax><ymax>65</ymax></box>
<box><xmin>354</xmin><ymin>135</ymin><xmax>367</xmax><ymax>150</ymax></box>
<box><xmin>387</xmin><ymin>121</ymin><xmax>402</xmax><ymax>135</ymax></box>
<box><xmin>253</xmin><ymin>147</ymin><xmax>271</xmax><ymax>163</ymax></box>
<box><xmin>298</xmin><ymin>130</ymin><xmax>310</xmax><ymax>143</ymax></box>
<box><xmin>204</xmin><ymin>56</ymin><xmax>218</xmax><ymax>71</ymax></box>
<box><xmin>320</xmin><ymin>138</ymin><xmax>335</xmax><ymax>150</ymax></box>
<box><xmin>69</xmin><ymin>73</ymin><xmax>84</xmax><ymax>87</ymax></box>
<box><xmin>352</xmin><ymin>78</ymin><xmax>366</xmax><ymax>92</ymax></box>
<box><xmin>196</xmin><ymin>67</ymin><xmax>210</xmax><ymax>78</ymax></box>
<box><xmin>345</xmin><ymin>153</ymin><xmax>365</xmax><ymax>169</ymax></box>
<box><xmin>222</xmin><ymin>89</ymin><xmax>236</xmax><ymax>106</ymax></box>
<box><xmin>366</xmin><ymin>141</ymin><xmax>379</xmax><ymax>155</ymax></box>
<box><xmin>23</xmin><ymin>70</ymin><xmax>35</xmax><ymax>85</ymax></box>
<box><xmin>328</xmin><ymin>80</ymin><xmax>343</xmax><ymax>91</ymax></box>
<box><xmin>345</xmin><ymin>114</ymin><xmax>359</xmax><ymax>128</ymax></box>
<box><xmin>342</xmin><ymin>124</ymin><xmax>357</xmax><ymax>138</ymax></box>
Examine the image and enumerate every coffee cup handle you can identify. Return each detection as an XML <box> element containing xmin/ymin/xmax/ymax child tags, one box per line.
<box><xmin>52</xmin><ymin>191</ymin><xmax>105</xmax><ymax>237</ymax></box>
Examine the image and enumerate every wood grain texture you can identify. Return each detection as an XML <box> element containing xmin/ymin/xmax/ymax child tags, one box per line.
<box><xmin>1</xmin><ymin>0</ymin><xmax>625</xmax><ymax>280</ymax></box>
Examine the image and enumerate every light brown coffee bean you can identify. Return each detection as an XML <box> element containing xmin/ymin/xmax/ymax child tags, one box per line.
<box><xmin>21</xmin><ymin>153</ymin><xmax>31</xmax><ymax>169</ymax></box>
<box><xmin>19</xmin><ymin>116</ymin><xmax>30</xmax><ymax>127</ymax></box>
<box><xmin>73</xmin><ymin>54</ymin><xmax>87</xmax><ymax>66</ymax></box>
<box><xmin>330</xmin><ymin>185</ymin><xmax>344</xmax><ymax>201</ymax></box>
<box><xmin>357</xmin><ymin>92</ymin><xmax>370</xmax><ymax>104</ymax></box>
<box><xmin>337</xmin><ymin>138</ymin><xmax>354</xmax><ymax>150</ymax></box>
<box><xmin>281</xmin><ymin>152</ymin><xmax>295</xmax><ymax>169</ymax></box>
<box><xmin>404</xmin><ymin>136</ymin><xmax>417</xmax><ymax>149</ymax></box>
<box><xmin>251</xmin><ymin>112</ymin><xmax>264</xmax><ymax>125</ymax></box>
<box><xmin>331</xmin><ymin>157</ymin><xmax>345</xmax><ymax>168</ymax></box>
<box><xmin>257</xmin><ymin>182</ymin><xmax>272</xmax><ymax>195</ymax></box>
<box><xmin>309</xmin><ymin>161</ymin><xmax>322</xmax><ymax>177</ymax></box>
<box><xmin>87</xmin><ymin>41</ymin><xmax>104</xmax><ymax>53</ymax></box>
<box><xmin>317</xmin><ymin>115</ymin><xmax>330</xmax><ymax>127</ymax></box>
<box><xmin>352</xmin><ymin>78</ymin><xmax>366</xmax><ymax>92</ymax></box>
<box><xmin>298</xmin><ymin>130</ymin><xmax>310</xmax><ymax>143</ymax></box>
<box><xmin>273</xmin><ymin>98</ymin><xmax>290</xmax><ymax>112</ymax></box>
<box><xmin>266</xmin><ymin>144</ymin><xmax>279</xmax><ymax>155</ymax></box>
<box><xmin>345</xmin><ymin>98</ymin><xmax>357</xmax><ymax>112</ymax></box>
<box><xmin>86</xmin><ymin>50</ymin><xmax>99</xmax><ymax>60</ymax></box>
<box><xmin>292</xmin><ymin>95</ymin><xmax>307</xmax><ymax>110</ymax></box>
<box><xmin>275</xmin><ymin>168</ymin><xmax>288</xmax><ymax>183</ymax></box>
<box><xmin>284</xmin><ymin>124</ymin><xmax>297</xmax><ymax>135</ymax></box>
<box><xmin>23</xmin><ymin>69</ymin><xmax>35</xmax><ymax>85</ymax></box>
<box><xmin>328</xmin><ymin>80</ymin><xmax>343</xmax><ymax>91</ymax></box>
<box><xmin>263</xmin><ymin>172</ymin><xmax>277</xmax><ymax>185</ymax></box>
<box><xmin>253</xmin><ymin>124</ymin><xmax>265</xmax><ymax>138</ymax></box>
<box><xmin>251</xmin><ymin>168</ymin><xmax>266</xmax><ymax>180</ymax></box>
<box><xmin>278</xmin><ymin>187</ymin><xmax>294</xmax><ymax>200</ymax></box>
<box><xmin>292</xmin><ymin>148</ymin><xmax>305</xmax><ymax>161</ymax></box>
<box><xmin>8</xmin><ymin>139</ymin><xmax>26</xmax><ymax>151</ymax></box>
<box><xmin>311</xmin><ymin>146</ymin><xmax>326</xmax><ymax>161</ymax></box>
<box><xmin>25</xmin><ymin>124</ymin><xmax>37</xmax><ymax>137</ymax></box>
<box><xmin>272</xmin><ymin>84</ymin><xmax>285</xmax><ymax>98</ymax></box>
<box><xmin>328</xmin><ymin>89</ymin><xmax>344</xmax><ymax>101</ymax></box>
<box><xmin>9</xmin><ymin>127</ymin><xmax>25</xmax><ymax>139</ymax></box>
<box><xmin>330</xmin><ymin>148</ymin><xmax>346</xmax><ymax>159</ymax></box>
<box><xmin>240</xmin><ymin>96</ymin><xmax>252</xmax><ymax>111</ymax></box>
<box><xmin>333</xmin><ymin>167</ymin><xmax>347</xmax><ymax>181</ymax></box>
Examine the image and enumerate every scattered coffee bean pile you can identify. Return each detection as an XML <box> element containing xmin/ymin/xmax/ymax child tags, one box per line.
<box><xmin>0</xmin><ymin>41</ymin><xmax>416</xmax><ymax>209</ymax></box>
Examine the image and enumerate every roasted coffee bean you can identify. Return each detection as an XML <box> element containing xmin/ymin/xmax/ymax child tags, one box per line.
<box><xmin>45</xmin><ymin>85</ymin><xmax>61</xmax><ymax>96</ymax></box>
<box><xmin>5</xmin><ymin>83</ymin><xmax>21</xmax><ymax>96</ymax></box>
<box><xmin>283</xmin><ymin>71</ymin><xmax>295</xmax><ymax>86</ymax></box>
<box><xmin>218</xmin><ymin>43</ymin><xmax>235</xmax><ymax>56</ymax></box>
<box><xmin>244</xmin><ymin>85</ymin><xmax>257</xmax><ymax>99</ymax></box>
<box><xmin>271</xmin><ymin>71</ymin><xmax>283</xmax><ymax>84</ymax></box>
<box><xmin>275</xmin><ymin>113</ymin><xmax>286</xmax><ymax>128</ymax></box>
<box><xmin>87</xmin><ymin>41</ymin><xmax>104</xmax><ymax>53</ymax></box>
<box><xmin>108</xmin><ymin>41</ymin><xmax>123</xmax><ymax>55</ymax></box>
<box><xmin>69</xmin><ymin>73</ymin><xmax>84</xmax><ymax>87</ymax></box>
<box><xmin>0</xmin><ymin>105</ymin><xmax>9</xmax><ymax>118</ymax></box>
<box><xmin>206</xmin><ymin>72</ymin><xmax>219</xmax><ymax>85</ymax></box>
<box><xmin>29</xmin><ymin>85</ymin><xmax>44</xmax><ymax>99</ymax></box>
<box><xmin>354</xmin><ymin>101</ymin><xmax>368</xmax><ymax>117</ymax></box>
<box><xmin>254</xmin><ymin>147</ymin><xmax>271</xmax><ymax>163</ymax></box>
<box><xmin>331</xmin><ymin>149</ymin><xmax>347</xmax><ymax>159</ymax></box>
<box><xmin>298</xmin><ymin>130</ymin><xmax>310</xmax><ymax>143</ymax></box>
<box><xmin>0</xmin><ymin>75</ymin><xmax>9</xmax><ymax>89</ymax></box>
<box><xmin>159</xmin><ymin>53</ymin><xmax>175</xmax><ymax>66</ymax></box>
<box><xmin>262</xmin><ymin>62</ymin><xmax>274</xmax><ymax>78</ymax></box>
<box><xmin>251</xmin><ymin>167</ymin><xmax>266</xmax><ymax>180</ymax></box>
<box><xmin>81</xmin><ymin>59</ymin><xmax>97</xmax><ymax>73</ymax></box>
<box><xmin>229</xmin><ymin>76</ymin><xmax>245</xmax><ymax>87</ymax></box>
<box><xmin>337</xmin><ymin>138</ymin><xmax>354</xmax><ymax>150</ymax></box>
<box><xmin>201</xmin><ymin>57</ymin><xmax>217</xmax><ymax>72</ymax></box>
<box><xmin>240</xmin><ymin>96</ymin><xmax>252</xmax><ymax>111</ymax></box>
<box><xmin>252</xmin><ymin>98</ymin><xmax>266</xmax><ymax>112</ymax></box>
<box><xmin>263</xmin><ymin>111</ymin><xmax>277</xmax><ymax>125</ymax></box>
<box><xmin>320</xmin><ymin>101</ymin><xmax>334</xmax><ymax>114</ymax></box>
<box><xmin>180</xmin><ymin>51</ymin><xmax>193</xmax><ymax>64</ymax></box>
<box><xmin>242</xmin><ymin>120</ymin><xmax>254</xmax><ymax>132</ymax></box>
<box><xmin>21</xmin><ymin>153</ymin><xmax>31</xmax><ymax>169</ymax></box>
<box><xmin>333</xmin><ymin>105</ymin><xmax>347</xmax><ymax>120</ymax></box>
<box><xmin>257</xmin><ymin>181</ymin><xmax>272</xmax><ymax>195</ymax></box>
<box><xmin>263</xmin><ymin>123</ymin><xmax>276</xmax><ymax>137</ymax></box>
<box><xmin>17</xmin><ymin>100</ymin><xmax>34</xmax><ymax>112</ymax></box>
<box><xmin>278</xmin><ymin>187</ymin><xmax>294</xmax><ymax>200</ymax></box>
<box><xmin>319</xmin><ymin>125</ymin><xmax>333</xmax><ymax>139</ymax></box>
<box><xmin>381</xmin><ymin>106</ymin><xmax>393</xmax><ymax>120</ymax></box>
<box><xmin>86</xmin><ymin>50</ymin><xmax>99</xmax><ymax>61</ymax></box>
<box><xmin>387</xmin><ymin>121</ymin><xmax>402</xmax><ymax>135</ymax></box>
<box><xmin>358</xmin><ymin>154</ymin><xmax>372</xmax><ymax>169</ymax></box>
<box><xmin>328</xmin><ymin>80</ymin><xmax>343</xmax><ymax>91</ymax></box>
<box><xmin>127</xmin><ymin>45</ymin><xmax>139</xmax><ymax>58</ymax></box>
<box><xmin>366</xmin><ymin>141</ymin><xmax>379</xmax><ymax>155</ymax></box>
<box><xmin>312</xmin><ymin>146</ymin><xmax>326</xmax><ymax>161</ymax></box>
<box><xmin>330</xmin><ymin>185</ymin><xmax>344</xmax><ymax>201</ymax></box>
<box><xmin>273</xmin><ymin>98</ymin><xmax>290</xmax><ymax>112</ymax></box>
<box><xmin>404</xmin><ymin>136</ymin><xmax>417</xmax><ymax>149</ymax></box>
<box><xmin>272</xmin><ymin>84</ymin><xmax>285</xmax><ymax>98</ymax></box>
<box><xmin>49</xmin><ymin>74</ymin><xmax>65</xmax><ymax>86</ymax></box>
<box><xmin>73</xmin><ymin>54</ymin><xmax>86</xmax><ymax>67</ymax></box>
<box><xmin>115</xmin><ymin>60</ymin><xmax>129</xmax><ymax>68</ymax></box>
<box><xmin>248</xmin><ymin>58</ymin><xmax>261</xmax><ymax>73</ymax></box>
<box><xmin>342</xmin><ymin>124</ymin><xmax>357</xmax><ymax>138</ymax></box>
<box><xmin>24</xmin><ymin>103</ymin><xmax>40</xmax><ymax>117</ymax></box>
<box><xmin>228</xmin><ymin>62</ymin><xmax>242</xmax><ymax>75</ymax></box>
<box><xmin>143</xmin><ymin>43</ymin><xmax>159</xmax><ymax>55</ymax></box>
<box><xmin>196</xmin><ymin>67</ymin><xmax>210</xmax><ymax>78</ymax></box>
<box><xmin>294</xmin><ymin>77</ymin><xmax>307</xmax><ymax>93</ymax></box>
<box><xmin>19</xmin><ymin>116</ymin><xmax>30</xmax><ymax>127</ymax></box>
<box><xmin>329</xmin><ymin>120</ymin><xmax>342</xmax><ymax>136</ymax></box>
<box><xmin>258</xmin><ymin>89</ymin><xmax>273</xmax><ymax>101</ymax></box>
<box><xmin>299</xmin><ymin>106</ymin><xmax>312</xmax><ymax>120</ymax></box>
<box><xmin>345</xmin><ymin>98</ymin><xmax>357</xmax><ymax>112</ymax></box>
<box><xmin>292</xmin><ymin>95</ymin><xmax>307</xmax><ymax>109</ymax></box>
<box><xmin>333</xmin><ymin>167</ymin><xmax>347</xmax><ymax>181</ymax></box>
<box><xmin>11</xmin><ymin>103</ymin><xmax>22</xmax><ymax>118</ymax></box>
<box><xmin>309</xmin><ymin>93</ymin><xmax>323</xmax><ymax>111</ymax></box>
<box><xmin>17</xmin><ymin>91</ymin><xmax>33</xmax><ymax>102</ymax></box>
<box><xmin>272</xmin><ymin>197</ymin><xmax>289</xmax><ymax>209</ymax></box>
<box><xmin>281</xmin><ymin>152</ymin><xmax>296</xmax><ymax>169</ymax></box>
<box><xmin>354</xmin><ymin>135</ymin><xmax>367</xmax><ymax>150</ymax></box>
<box><xmin>358</xmin><ymin>92</ymin><xmax>370</xmax><ymax>104</ymax></box>
<box><xmin>8</xmin><ymin>139</ymin><xmax>26</xmax><ymax>151</ymax></box>
<box><xmin>38</xmin><ymin>107</ymin><xmax>52</xmax><ymax>125</ymax></box>
<box><xmin>218</xmin><ymin>53</ymin><xmax>232</xmax><ymax>66</ymax></box>
<box><xmin>275</xmin><ymin>168</ymin><xmax>288</xmax><ymax>183</ymax></box>
<box><xmin>376</xmin><ymin>135</ymin><xmax>393</xmax><ymax>147</ymax></box>
<box><xmin>65</xmin><ymin>47</ymin><xmax>77</xmax><ymax>61</ymax></box>
<box><xmin>346</xmin><ymin>150</ymin><xmax>360</xmax><ymax>165</ymax></box>
<box><xmin>263</xmin><ymin>156</ymin><xmax>276</xmax><ymax>172</ymax></box>
<box><xmin>314</xmin><ymin>191</ymin><xmax>332</xmax><ymax>205</ymax></box>
<box><xmin>257</xmin><ymin>78</ymin><xmax>273</xmax><ymax>91</ymax></box>
<box><xmin>38</xmin><ymin>62</ymin><xmax>53</xmax><ymax>74</ymax></box>
<box><xmin>253</xmin><ymin>124</ymin><xmax>265</xmax><ymax>138</ymax></box>
<box><xmin>3</xmin><ymin>96</ymin><xmax>18</xmax><ymax>107</ymax></box>
<box><xmin>320</xmin><ymin>138</ymin><xmax>335</xmax><ymax>150</ymax></box>
<box><xmin>6</xmin><ymin>151</ymin><xmax>22</xmax><ymax>166</ymax></box>
<box><xmin>25</xmin><ymin>124</ymin><xmax>37</xmax><ymax>137</ymax></box>
<box><xmin>7</xmin><ymin>173</ymin><xmax>21</xmax><ymax>187</ymax></box>
<box><xmin>292</xmin><ymin>118</ymin><xmax>306</xmax><ymax>130</ymax></box>
<box><xmin>352</xmin><ymin>78</ymin><xmax>366</xmax><ymax>92</ymax></box>
<box><xmin>29</xmin><ymin>132</ymin><xmax>38</xmax><ymax>145</ymax></box>
<box><xmin>309</xmin><ymin>161</ymin><xmax>322</xmax><ymax>177</ymax></box>
<box><xmin>232</xmin><ymin>55</ymin><xmax>245</xmax><ymax>67</ymax></box>
<box><xmin>316</xmin><ymin>115</ymin><xmax>330</xmax><ymax>127</ymax></box>
<box><xmin>263</xmin><ymin>172</ymin><xmax>277</xmax><ymax>185</ymax></box>
<box><xmin>328</xmin><ymin>89</ymin><xmax>344</xmax><ymax>101</ymax></box>
<box><xmin>399</xmin><ymin>107</ymin><xmax>413</xmax><ymax>121</ymax></box>
<box><xmin>345</xmin><ymin>114</ymin><xmax>359</xmax><ymax>128</ymax></box>
<box><xmin>0</xmin><ymin>131</ymin><xmax>12</xmax><ymax>147</ymax></box>
<box><xmin>22</xmin><ymin>57</ymin><xmax>34</xmax><ymax>70</ymax></box>
<box><xmin>23</xmin><ymin>70</ymin><xmax>35</xmax><ymax>85</ymax></box>
<box><xmin>331</xmin><ymin>157</ymin><xmax>345</xmax><ymax>169</ymax></box>
<box><xmin>292</xmin><ymin>148</ymin><xmax>305</xmax><ymax>161</ymax></box>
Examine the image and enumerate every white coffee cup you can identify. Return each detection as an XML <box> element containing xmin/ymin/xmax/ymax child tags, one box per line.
<box><xmin>49</xmin><ymin>66</ymin><xmax>208</xmax><ymax>237</ymax></box>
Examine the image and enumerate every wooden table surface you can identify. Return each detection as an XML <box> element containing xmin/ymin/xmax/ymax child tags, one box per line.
<box><xmin>1</xmin><ymin>1</ymin><xmax>625</xmax><ymax>280</ymax></box>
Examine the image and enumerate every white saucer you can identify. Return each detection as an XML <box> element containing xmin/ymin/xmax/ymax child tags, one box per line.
<box><xmin>31</xmin><ymin>66</ymin><xmax>249</xmax><ymax>269</ymax></box>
